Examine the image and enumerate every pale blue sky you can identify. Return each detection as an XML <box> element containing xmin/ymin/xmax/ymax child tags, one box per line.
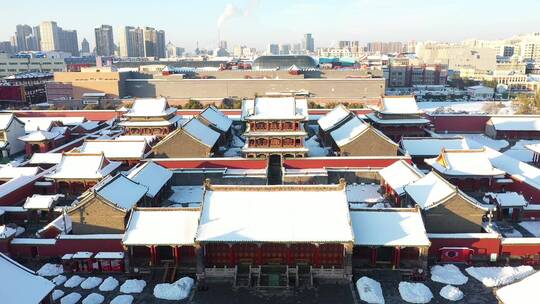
<box><xmin>2</xmin><ymin>0</ymin><xmax>539</xmax><ymax>51</ymax></box>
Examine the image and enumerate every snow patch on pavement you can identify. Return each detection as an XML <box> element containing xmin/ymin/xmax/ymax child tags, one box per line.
<box><xmin>52</xmin><ymin>274</ymin><xmax>67</xmax><ymax>286</ymax></box>
<box><xmin>398</xmin><ymin>282</ymin><xmax>433</xmax><ymax>303</ymax></box>
<box><xmin>110</xmin><ymin>295</ymin><xmax>134</xmax><ymax>304</ymax></box>
<box><xmin>120</xmin><ymin>279</ymin><xmax>146</xmax><ymax>294</ymax></box>
<box><xmin>64</xmin><ymin>275</ymin><xmax>85</xmax><ymax>288</ymax></box>
<box><xmin>60</xmin><ymin>292</ymin><xmax>82</xmax><ymax>304</ymax></box>
<box><xmin>82</xmin><ymin>293</ymin><xmax>104</xmax><ymax>304</ymax></box>
<box><xmin>439</xmin><ymin>285</ymin><xmax>464</xmax><ymax>301</ymax></box>
<box><xmin>80</xmin><ymin>277</ymin><xmax>103</xmax><ymax>289</ymax></box>
<box><xmin>99</xmin><ymin>276</ymin><xmax>119</xmax><ymax>291</ymax></box>
<box><xmin>153</xmin><ymin>276</ymin><xmax>194</xmax><ymax>301</ymax></box>
<box><xmin>465</xmin><ymin>266</ymin><xmax>535</xmax><ymax>287</ymax></box>
<box><xmin>37</xmin><ymin>263</ymin><xmax>63</xmax><ymax>276</ymax></box>
<box><xmin>355</xmin><ymin>276</ymin><xmax>385</xmax><ymax>304</ymax></box>
<box><xmin>430</xmin><ymin>264</ymin><xmax>468</xmax><ymax>285</ymax></box>
<box><xmin>52</xmin><ymin>289</ymin><xmax>65</xmax><ymax>301</ymax></box>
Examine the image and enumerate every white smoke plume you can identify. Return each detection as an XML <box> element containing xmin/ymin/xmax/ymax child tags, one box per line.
<box><xmin>217</xmin><ymin>3</ymin><xmax>240</xmax><ymax>29</ymax></box>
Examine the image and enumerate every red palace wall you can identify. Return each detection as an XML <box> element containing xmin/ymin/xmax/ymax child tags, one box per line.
<box><xmin>506</xmin><ymin>179</ymin><xmax>540</xmax><ymax>203</ymax></box>
<box><xmin>13</xmin><ymin>110</ymin><xmax>121</xmax><ymax>121</ymax></box>
<box><xmin>283</xmin><ymin>157</ymin><xmax>411</xmax><ymax>169</ymax></box>
<box><xmin>0</xmin><ymin>179</ymin><xmax>35</xmax><ymax>206</ymax></box>
<box><xmin>428</xmin><ymin>237</ymin><xmax>501</xmax><ymax>257</ymax></box>
<box><xmin>501</xmin><ymin>243</ymin><xmax>540</xmax><ymax>257</ymax></box>
<box><xmin>428</xmin><ymin>115</ymin><xmax>490</xmax><ymax>133</ymax></box>
<box><xmin>154</xmin><ymin>158</ymin><xmax>268</xmax><ymax>170</ymax></box>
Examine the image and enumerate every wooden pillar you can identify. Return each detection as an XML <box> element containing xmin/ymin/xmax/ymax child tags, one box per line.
<box><xmin>229</xmin><ymin>244</ymin><xmax>235</xmax><ymax>267</ymax></box>
<box><xmin>313</xmin><ymin>244</ymin><xmax>320</xmax><ymax>268</ymax></box>
<box><xmin>256</xmin><ymin>244</ymin><xmax>262</xmax><ymax>266</ymax></box>
<box><xmin>418</xmin><ymin>247</ymin><xmax>428</xmax><ymax>270</ymax></box>
<box><xmin>370</xmin><ymin>247</ymin><xmax>377</xmax><ymax>267</ymax></box>
<box><xmin>286</xmin><ymin>245</ymin><xmax>292</xmax><ymax>266</ymax></box>
<box><xmin>175</xmin><ymin>246</ymin><xmax>181</xmax><ymax>264</ymax></box>
<box><xmin>393</xmin><ymin>247</ymin><xmax>401</xmax><ymax>269</ymax></box>
<box><xmin>149</xmin><ymin>246</ymin><xmax>155</xmax><ymax>266</ymax></box>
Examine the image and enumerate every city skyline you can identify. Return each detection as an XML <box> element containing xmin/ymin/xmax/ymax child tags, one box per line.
<box><xmin>1</xmin><ymin>0</ymin><xmax>540</xmax><ymax>51</ymax></box>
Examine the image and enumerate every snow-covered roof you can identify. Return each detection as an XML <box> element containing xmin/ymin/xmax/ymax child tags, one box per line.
<box><xmin>350</xmin><ymin>209</ymin><xmax>430</xmax><ymax>247</ymax></box>
<box><xmin>23</xmin><ymin>194</ymin><xmax>63</xmax><ymax>210</ymax></box>
<box><xmin>116</xmin><ymin>135</ymin><xmax>157</xmax><ymax>145</ymax></box>
<box><xmin>182</xmin><ymin>118</ymin><xmax>221</xmax><ymax>147</ymax></box>
<box><xmin>489</xmin><ymin>116</ymin><xmax>540</xmax><ymax>131</ymax></box>
<box><xmin>376</xmin><ymin>96</ymin><xmax>423</xmax><ymax>115</ymax></box>
<box><xmin>525</xmin><ymin>143</ymin><xmax>540</xmax><ymax>154</ymax></box>
<box><xmin>329</xmin><ymin>116</ymin><xmax>369</xmax><ymax>147</ymax></box>
<box><xmin>123</xmin><ymin>209</ymin><xmax>200</xmax><ymax>246</ymax></box>
<box><xmin>94</xmin><ymin>252</ymin><xmax>124</xmax><ymax>259</ymax></box>
<box><xmin>0</xmin><ymin>166</ymin><xmax>40</xmax><ymax>180</ymax></box>
<box><xmin>426</xmin><ymin>149</ymin><xmax>505</xmax><ymax>177</ymax></box>
<box><xmin>124</xmin><ymin>98</ymin><xmax>176</xmax><ymax>117</ymax></box>
<box><xmin>196</xmin><ymin>185</ymin><xmax>354</xmax><ymax>243</ymax></box>
<box><xmin>28</xmin><ymin>153</ymin><xmax>63</xmax><ymax>165</ymax></box>
<box><xmin>127</xmin><ymin>161</ymin><xmax>172</xmax><ymax>198</ymax></box>
<box><xmin>485</xmin><ymin>192</ymin><xmax>528</xmax><ymax>207</ymax></box>
<box><xmin>0</xmin><ymin>225</ymin><xmax>16</xmax><ymax>239</ymax></box>
<box><xmin>400</xmin><ymin>137</ymin><xmax>469</xmax><ymax>157</ymax></box>
<box><xmin>404</xmin><ymin>172</ymin><xmax>457</xmax><ymax>209</ymax></box>
<box><xmin>317</xmin><ymin>105</ymin><xmax>352</xmax><ymax>131</ymax></box>
<box><xmin>0</xmin><ymin>113</ymin><xmax>16</xmax><ymax>130</ymax></box>
<box><xmin>46</xmin><ymin>153</ymin><xmax>121</xmax><ymax>180</ymax></box>
<box><xmin>241</xmin><ymin>97</ymin><xmax>308</xmax><ymax>120</ymax></box>
<box><xmin>0</xmin><ymin>253</ymin><xmax>55</xmax><ymax>304</ymax></box>
<box><xmin>496</xmin><ymin>270</ymin><xmax>540</xmax><ymax>304</ymax></box>
<box><xmin>75</xmin><ymin>120</ymin><xmax>101</xmax><ymax>131</ymax></box>
<box><xmin>18</xmin><ymin>130</ymin><xmax>61</xmax><ymax>142</ymax></box>
<box><xmin>366</xmin><ymin>113</ymin><xmax>431</xmax><ymax>125</ymax></box>
<box><xmin>485</xmin><ymin>147</ymin><xmax>540</xmax><ymax>190</ymax></box>
<box><xmin>21</xmin><ymin>117</ymin><xmax>85</xmax><ymax>132</ymax></box>
<box><xmin>379</xmin><ymin>160</ymin><xmax>424</xmax><ymax>195</ymax></box>
<box><xmin>38</xmin><ymin>213</ymin><xmax>72</xmax><ymax>235</ymax></box>
<box><xmin>78</xmin><ymin>140</ymin><xmax>148</xmax><ymax>160</ymax></box>
<box><xmin>168</xmin><ymin>186</ymin><xmax>204</xmax><ymax>204</ymax></box>
<box><xmin>199</xmin><ymin>105</ymin><xmax>233</xmax><ymax>133</ymax></box>
<box><xmin>96</xmin><ymin>175</ymin><xmax>148</xmax><ymax>210</ymax></box>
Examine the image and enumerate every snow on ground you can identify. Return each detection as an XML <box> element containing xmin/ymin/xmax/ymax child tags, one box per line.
<box><xmin>52</xmin><ymin>289</ymin><xmax>65</xmax><ymax>301</ymax></box>
<box><xmin>496</xmin><ymin>271</ymin><xmax>540</xmax><ymax>304</ymax></box>
<box><xmin>52</xmin><ymin>274</ymin><xmax>67</xmax><ymax>286</ymax></box>
<box><xmin>355</xmin><ymin>276</ymin><xmax>385</xmax><ymax>304</ymax></box>
<box><xmin>99</xmin><ymin>276</ymin><xmax>119</xmax><ymax>291</ymax></box>
<box><xmin>60</xmin><ymin>292</ymin><xmax>82</xmax><ymax>304</ymax></box>
<box><xmin>430</xmin><ymin>264</ymin><xmax>469</xmax><ymax>285</ymax></box>
<box><xmin>153</xmin><ymin>276</ymin><xmax>194</xmax><ymax>301</ymax></box>
<box><xmin>465</xmin><ymin>266</ymin><xmax>535</xmax><ymax>287</ymax></box>
<box><xmin>120</xmin><ymin>279</ymin><xmax>147</xmax><ymax>294</ymax></box>
<box><xmin>231</xmin><ymin>134</ymin><xmax>245</xmax><ymax>148</ymax></box>
<box><xmin>346</xmin><ymin>184</ymin><xmax>384</xmax><ymax>204</ymax></box>
<box><xmin>80</xmin><ymin>277</ymin><xmax>103</xmax><ymax>289</ymax></box>
<box><xmin>110</xmin><ymin>295</ymin><xmax>134</xmax><ymax>304</ymax></box>
<box><xmin>439</xmin><ymin>285</ymin><xmax>464</xmax><ymax>301</ymax></box>
<box><xmin>82</xmin><ymin>293</ymin><xmax>104</xmax><ymax>304</ymax></box>
<box><xmin>64</xmin><ymin>275</ymin><xmax>85</xmax><ymax>288</ymax></box>
<box><xmin>504</xmin><ymin>140</ymin><xmax>540</xmax><ymax>163</ymax></box>
<box><xmin>519</xmin><ymin>221</ymin><xmax>540</xmax><ymax>237</ymax></box>
<box><xmin>306</xmin><ymin>136</ymin><xmax>329</xmax><ymax>157</ymax></box>
<box><xmin>398</xmin><ymin>282</ymin><xmax>433</xmax><ymax>303</ymax></box>
<box><xmin>37</xmin><ymin>263</ymin><xmax>63</xmax><ymax>276</ymax></box>
<box><xmin>418</xmin><ymin>101</ymin><xmax>513</xmax><ymax>115</ymax></box>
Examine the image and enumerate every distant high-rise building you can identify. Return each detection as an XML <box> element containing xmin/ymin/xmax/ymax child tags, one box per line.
<box><xmin>15</xmin><ymin>24</ymin><xmax>33</xmax><ymax>51</ymax></box>
<box><xmin>119</xmin><ymin>26</ymin><xmax>143</xmax><ymax>57</ymax></box>
<box><xmin>279</xmin><ymin>44</ymin><xmax>291</xmax><ymax>55</ymax></box>
<box><xmin>81</xmin><ymin>38</ymin><xmax>90</xmax><ymax>54</ymax></box>
<box><xmin>141</xmin><ymin>27</ymin><xmax>165</xmax><ymax>58</ymax></box>
<box><xmin>33</xmin><ymin>26</ymin><xmax>41</xmax><ymax>51</ymax></box>
<box><xmin>39</xmin><ymin>21</ymin><xmax>60</xmax><ymax>51</ymax></box>
<box><xmin>292</xmin><ymin>43</ymin><xmax>302</xmax><ymax>54</ymax></box>
<box><xmin>94</xmin><ymin>25</ymin><xmax>115</xmax><ymax>56</ymax></box>
<box><xmin>0</xmin><ymin>41</ymin><xmax>13</xmax><ymax>54</ymax></box>
<box><xmin>39</xmin><ymin>21</ymin><xmax>78</xmax><ymax>55</ymax></box>
<box><xmin>302</xmin><ymin>33</ymin><xmax>314</xmax><ymax>52</ymax></box>
<box><xmin>166</xmin><ymin>41</ymin><xmax>184</xmax><ymax>58</ymax></box>
<box><xmin>267</xmin><ymin>43</ymin><xmax>279</xmax><ymax>55</ymax></box>
<box><xmin>59</xmin><ymin>29</ymin><xmax>79</xmax><ymax>56</ymax></box>
<box><xmin>219</xmin><ymin>40</ymin><xmax>228</xmax><ymax>50</ymax></box>
<box><xmin>366</xmin><ymin>41</ymin><xmax>404</xmax><ymax>54</ymax></box>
